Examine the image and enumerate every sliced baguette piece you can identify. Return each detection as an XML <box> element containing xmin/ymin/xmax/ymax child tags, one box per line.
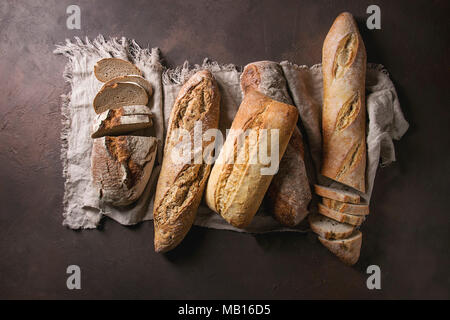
<box><xmin>318</xmin><ymin>203</ymin><xmax>364</xmax><ymax>226</ymax></box>
<box><xmin>314</xmin><ymin>184</ymin><xmax>360</xmax><ymax>203</ymax></box>
<box><xmin>322</xmin><ymin>197</ymin><xmax>369</xmax><ymax>216</ymax></box>
<box><xmin>94</xmin><ymin>58</ymin><xmax>142</xmax><ymax>82</ymax></box>
<box><xmin>318</xmin><ymin>230</ymin><xmax>362</xmax><ymax>266</ymax></box>
<box><xmin>91</xmin><ymin>105</ymin><xmax>153</xmax><ymax>138</ymax></box>
<box><xmin>103</xmin><ymin>75</ymin><xmax>153</xmax><ymax>96</ymax></box>
<box><xmin>309</xmin><ymin>213</ymin><xmax>355</xmax><ymax>240</ymax></box>
<box><xmin>93</xmin><ymin>82</ymin><xmax>148</xmax><ymax>114</ymax></box>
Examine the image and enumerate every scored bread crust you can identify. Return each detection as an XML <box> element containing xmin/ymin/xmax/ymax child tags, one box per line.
<box><xmin>94</xmin><ymin>58</ymin><xmax>142</xmax><ymax>82</ymax></box>
<box><xmin>205</xmin><ymin>90</ymin><xmax>298</xmax><ymax>229</ymax></box>
<box><xmin>93</xmin><ymin>82</ymin><xmax>148</xmax><ymax>114</ymax></box>
<box><xmin>91</xmin><ymin>136</ymin><xmax>157</xmax><ymax>206</ymax></box>
<box><xmin>153</xmin><ymin>70</ymin><xmax>220</xmax><ymax>253</ymax></box>
<box><xmin>314</xmin><ymin>184</ymin><xmax>360</xmax><ymax>203</ymax></box>
<box><xmin>322</xmin><ymin>12</ymin><xmax>367</xmax><ymax>192</ymax></box>
<box><xmin>241</xmin><ymin>61</ymin><xmax>311</xmax><ymax>227</ymax></box>
<box><xmin>322</xmin><ymin>197</ymin><xmax>369</xmax><ymax>216</ymax></box>
<box><xmin>309</xmin><ymin>213</ymin><xmax>355</xmax><ymax>240</ymax></box>
<box><xmin>318</xmin><ymin>230</ymin><xmax>362</xmax><ymax>266</ymax></box>
<box><xmin>318</xmin><ymin>203</ymin><xmax>365</xmax><ymax>226</ymax></box>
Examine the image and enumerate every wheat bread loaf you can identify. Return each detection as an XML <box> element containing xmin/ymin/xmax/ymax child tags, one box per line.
<box><xmin>91</xmin><ymin>135</ymin><xmax>157</xmax><ymax>206</ymax></box>
<box><xmin>94</xmin><ymin>58</ymin><xmax>142</xmax><ymax>82</ymax></box>
<box><xmin>318</xmin><ymin>203</ymin><xmax>364</xmax><ymax>226</ymax></box>
<box><xmin>205</xmin><ymin>90</ymin><xmax>298</xmax><ymax>229</ymax></box>
<box><xmin>309</xmin><ymin>213</ymin><xmax>355</xmax><ymax>240</ymax></box>
<box><xmin>314</xmin><ymin>184</ymin><xmax>360</xmax><ymax>203</ymax></box>
<box><xmin>322</xmin><ymin>12</ymin><xmax>367</xmax><ymax>192</ymax></box>
<box><xmin>318</xmin><ymin>230</ymin><xmax>362</xmax><ymax>266</ymax></box>
<box><xmin>93</xmin><ymin>82</ymin><xmax>148</xmax><ymax>114</ymax></box>
<box><xmin>322</xmin><ymin>197</ymin><xmax>369</xmax><ymax>216</ymax></box>
<box><xmin>153</xmin><ymin>70</ymin><xmax>220</xmax><ymax>253</ymax></box>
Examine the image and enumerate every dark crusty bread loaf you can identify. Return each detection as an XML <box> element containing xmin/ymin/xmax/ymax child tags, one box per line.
<box><xmin>309</xmin><ymin>213</ymin><xmax>355</xmax><ymax>240</ymax></box>
<box><xmin>322</xmin><ymin>197</ymin><xmax>369</xmax><ymax>216</ymax></box>
<box><xmin>318</xmin><ymin>230</ymin><xmax>362</xmax><ymax>266</ymax></box>
<box><xmin>91</xmin><ymin>135</ymin><xmax>157</xmax><ymax>206</ymax></box>
<box><xmin>153</xmin><ymin>70</ymin><xmax>220</xmax><ymax>253</ymax></box>
<box><xmin>205</xmin><ymin>90</ymin><xmax>298</xmax><ymax>229</ymax></box>
<box><xmin>94</xmin><ymin>58</ymin><xmax>142</xmax><ymax>82</ymax></box>
<box><xmin>322</xmin><ymin>12</ymin><xmax>367</xmax><ymax>192</ymax></box>
<box><xmin>241</xmin><ymin>61</ymin><xmax>311</xmax><ymax>226</ymax></box>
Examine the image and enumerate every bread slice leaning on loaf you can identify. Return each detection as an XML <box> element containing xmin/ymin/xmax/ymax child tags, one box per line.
<box><xmin>103</xmin><ymin>75</ymin><xmax>153</xmax><ymax>96</ymax></box>
<box><xmin>322</xmin><ymin>12</ymin><xmax>367</xmax><ymax>192</ymax></box>
<box><xmin>309</xmin><ymin>213</ymin><xmax>355</xmax><ymax>240</ymax></box>
<box><xmin>94</xmin><ymin>58</ymin><xmax>142</xmax><ymax>82</ymax></box>
<box><xmin>318</xmin><ymin>203</ymin><xmax>365</xmax><ymax>226</ymax></box>
<box><xmin>318</xmin><ymin>230</ymin><xmax>362</xmax><ymax>266</ymax></box>
<box><xmin>240</xmin><ymin>61</ymin><xmax>312</xmax><ymax>227</ymax></box>
<box><xmin>91</xmin><ymin>105</ymin><xmax>153</xmax><ymax>138</ymax></box>
<box><xmin>314</xmin><ymin>184</ymin><xmax>360</xmax><ymax>203</ymax></box>
<box><xmin>91</xmin><ymin>135</ymin><xmax>157</xmax><ymax>206</ymax></box>
<box><xmin>205</xmin><ymin>90</ymin><xmax>298</xmax><ymax>229</ymax></box>
<box><xmin>322</xmin><ymin>197</ymin><xmax>369</xmax><ymax>216</ymax></box>
<box><xmin>93</xmin><ymin>82</ymin><xmax>148</xmax><ymax>114</ymax></box>
<box><xmin>153</xmin><ymin>70</ymin><xmax>220</xmax><ymax>253</ymax></box>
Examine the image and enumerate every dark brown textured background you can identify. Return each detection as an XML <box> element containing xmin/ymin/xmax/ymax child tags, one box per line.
<box><xmin>0</xmin><ymin>0</ymin><xmax>449</xmax><ymax>299</ymax></box>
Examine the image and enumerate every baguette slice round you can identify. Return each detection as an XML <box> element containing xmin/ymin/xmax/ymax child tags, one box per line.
<box><xmin>93</xmin><ymin>82</ymin><xmax>148</xmax><ymax>114</ymax></box>
<box><xmin>103</xmin><ymin>75</ymin><xmax>153</xmax><ymax>96</ymax></box>
<box><xmin>318</xmin><ymin>230</ymin><xmax>362</xmax><ymax>266</ymax></box>
<box><xmin>322</xmin><ymin>197</ymin><xmax>369</xmax><ymax>216</ymax></box>
<box><xmin>314</xmin><ymin>184</ymin><xmax>360</xmax><ymax>203</ymax></box>
<box><xmin>318</xmin><ymin>203</ymin><xmax>364</xmax><ymax>226</ymax></box>
<box><xmin>94</xmin><ymin>58</ymin><xmax>142</xmax><ymax>82</ymax></box>
<box><xmin>309</xmin><ymin>213</ymin><xmax>355</xmax><ymax>240</ymax></box>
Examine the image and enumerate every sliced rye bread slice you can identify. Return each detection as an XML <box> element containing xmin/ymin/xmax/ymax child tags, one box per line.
<box><xmin>309</xmin><ymin>213</ymin><xmax>355</xmax><ymax>240</ymax></box>
<box><xmin>94</xmin><ymin>58</ymin><xmax>142</xmax><ymax>82</ymax></box>
<box><xmin>91</xmin><ymin>105</ymin><xmax>153</xmax><ymax>138</ymax></box>
<box><xmin>103</xmin><ymin>75</ymin><xmax>153</xmax><ymax>96</ymax></box>
<box><xmin>93</xmin><ymin>82</ymin><xmax>148</xmax><ymax>114</ymax></box>
<box><xmin>318</xmin><ymin>231</ymin><xmax>362</xmax><ymax>266</ymax></box>
<box><xmin>318</xmin><ymin>203</ymin><xmax>365</xmax><ymax>226</ymax></box>
<box><xmin>314</xmin><ymin>184</ymin><xmax>360</xmax><ymax>204</ymax></box>
<box><xmin>322</xmin><ymin>197</ymin><xmax>369</xmax><ymax>216</ymax></box>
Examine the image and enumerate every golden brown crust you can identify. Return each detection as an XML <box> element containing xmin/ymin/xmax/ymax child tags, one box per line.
<box><xmin>153</xmin><ymin>70</ymin><xmax>220</xmax><ymax>252</ymax></box>
<box><xmin>322</xmin><ymin>12</ymin><xmax>367</xmax><ymax>192</ymax></box>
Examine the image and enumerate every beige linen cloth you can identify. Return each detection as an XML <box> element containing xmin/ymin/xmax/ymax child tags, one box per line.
<box><xmin>54</xmin><ymin>36</ymin><xmax>409</xmax><ymax>232</ymax></box>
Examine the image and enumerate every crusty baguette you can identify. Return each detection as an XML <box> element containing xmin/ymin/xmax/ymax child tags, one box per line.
<box><xmin>91</xmin><ymin>135</ymin><xmax>157</xmax><ymax>206</ymax></box>
<box><xmin>241</xmin><ymin>61</ymin><xmax>311</xmax><ymax>226</ymax></box>
<box><xmin>314</xmin><ymin>184</ymin><xmax>360</xmax><ymax>204</ymax></box>
<box><xmin>318</xmin><ymin>230</ymin><xmax>362</xmax><ymax>266</ymax></box>
<box><xmin>153</xmin><ymin>70</ymin><xmax>220</xmax><ymax>253</ymax></box>
<box><xmin>205</xmin><ymin>90</ymin><xmax>298</xmax><ymax>229</ymax></box>
<box><xmin>103</xmin><ymin>75</ymin><xmax>153</xmax><ymax>96</ymax></box>
<box><xmin>309</xmin><ymin>213</ymin><xmax>355</xmax><ymax>240</ymax></box>
<box><xmin>322</xmin><ymin>197</ymin><xmax>369</xmax><ymax>216</ymax></box>
<box><xmin>91</xmin><ymin>105</ymin><xmax>152</xmax><ymax>138</ymax></box>
<box><xmin>94</xmin><ymin>58</ymin><xmax>142</xmax><ymax>82</ymax></box>
<box><xmin>318</xmin><ymin>203</ymin><xmax>364</xmax><ymax>226</ymax></box>
<box><xmin>93</xmin><ymin>82</ymin><xmax>148</xmax><ymax>114</ymax></box>
<box><xmin>322</xmin><ymin>12</ymin><xmax>367</xmax><ymax>192</ymax></box>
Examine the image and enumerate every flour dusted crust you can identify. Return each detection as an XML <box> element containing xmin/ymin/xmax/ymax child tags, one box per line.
<box><xmin>322</xmin><ymin>12</ymin><xmax>367</xmax><ymax>192</ymax></box>
<box><xmin>91</xmin><ymin>135</ymin><xmax>157</xmax><ymax>206</ymax></box>
<box><xmin>205</xmin><ymin>90</ymin><xmax>298</xmax><ymax>229</ymax></box>
<box><xmin>153</xmin><ymin>70</ymin><xmax>220</xmax><ymax>253</ymax></box>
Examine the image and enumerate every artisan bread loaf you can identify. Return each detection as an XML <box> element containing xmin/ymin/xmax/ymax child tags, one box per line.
<box><xmin>153</xmin><ymin>70</ymin><xmax>220</xmax><ymax>253</ymax></box>
<box><xmin>241</xmin><ymin>61</ymin><xmax>311</xmax><ymax>226</ymax></box>
<box><xmin>318</xmin><ymin>203</ymin><xmax>364</xmax><ymax>226</ymax></box>
<box><xmin>309</xmin><ymin>213</ymin><xmax>355</xmax><ymax>240</ymax></box>
<box><xmin>322</xmin><ymin>197</ymin><xmax>369</xmax><ymax>216</ymax></box>
<box><xmin>103</xmin><ymin>75</ymin><xmax>153</xmax><ymax>96</ymax></box>
<box><xmin>93</xmin><ymin>82</ymin><xmax>148</xmax><ymax>114</ymax></box>
<box><xmin>205</xmin><ymin>90</ymin><xmax>298</xmax><ymax>229</ymax></box>
<box><xmin>318</xmin><ymin>230</ymin><xmax>362</xmax><ymax>266</ymax></box>
<box><xmin>314</xmin><ymin>184</ymin><xmax>360</xmax><ymax>203</ymax></box>
<box><xmin>91</xmin><ymin>135</ymin><xmax>157</xmax><ymax>206</ymax></box>
<box><xmin>91</xmin><ymin>105</ymin><xmax>152</xmax><ymax>138</ymax></box>
<box><xmin>94</xmin><ymin>58</ymin><xmax>142</xmax><ymax>82</ymax></box>
<box><xmin>322</xmin><ymin>12</ymin><xmax>367</xmax><ymax>192</ymax></box>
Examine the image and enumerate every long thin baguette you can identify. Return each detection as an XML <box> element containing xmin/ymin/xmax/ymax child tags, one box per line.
<box><xmin>322</xmin><ymin>12</ymin><xmax>367</xmax><ymax>192</ymax></box>
<box><xmin>153</xmin><ymin>70</ymin><xmax>220</xmax><ymax>253</ymax></box>
<box><xmin>205</xmin><ymin>90</ymin><xmax>298</xmax><ymax>229</ymax></box>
